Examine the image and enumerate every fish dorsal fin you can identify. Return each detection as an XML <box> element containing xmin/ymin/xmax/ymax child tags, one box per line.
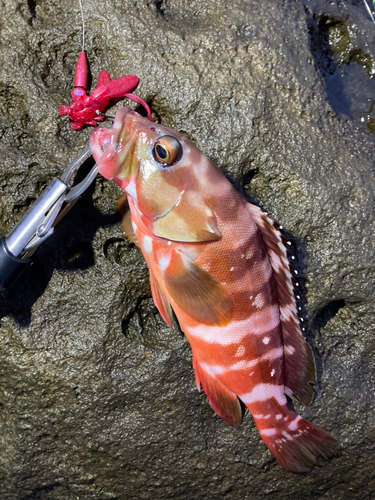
<box><xmin>161</xmin><ymin>248</ymin><xmax>234</xmax><ymax>326</ymax></box>
<box><xmin>149</xmin><ymin>270</ymin><xmax>173</xmax><ymax>327</ymax></box>
<box><xmin>193</xmin><ymin>354</ymin><xmax>242</xmax><ymax>428</ymax></box>
<box><xmin>248</xmin><ymin>204</ymin><xmax>316</xmax><ymax>406</ymax></box>
<box><xmin>117</xmin><ymin>193</ymin><xmax>139</xmax><ymax>246</ymax></box>
<box><xmin>151</xmin><ymin>201</ymin><xmax>221</xmax><ymax>243</ymax></box>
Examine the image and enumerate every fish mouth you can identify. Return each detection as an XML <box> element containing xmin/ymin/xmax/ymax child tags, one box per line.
<box><xmin>90</xmin><ymin>107</ymin><xmax>140</xmax><ymax>185</ymax></box>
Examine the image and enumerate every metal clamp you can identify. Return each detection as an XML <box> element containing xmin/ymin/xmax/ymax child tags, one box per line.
<box><xmin>5</xmin><ymin>146</ymin><xmax>99</xmax><ymax>260</ymax></box>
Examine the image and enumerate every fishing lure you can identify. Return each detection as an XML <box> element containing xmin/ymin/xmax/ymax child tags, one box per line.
<box><xmin>90</xmin><ymin>107</ymin><xmax>340</xmax><ymax>473</ymax></box>
<box><xmin>59</xmin><ymin>0</ymin><xmax>151</xmax><ymax>129</ymax></box>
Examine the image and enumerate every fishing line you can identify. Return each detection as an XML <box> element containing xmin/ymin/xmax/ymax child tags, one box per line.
<box><xmin>363</xmin><ymin>0</ymin><xmax>375</xmax><ymax>25</ymax></box>
<box><xmin>79</xmin><ymin>0</ymin><xmax>85</xmax><ymax>52</ymax></box>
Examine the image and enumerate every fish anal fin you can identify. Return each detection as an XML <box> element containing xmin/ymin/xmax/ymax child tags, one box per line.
<box><xmin>162</xmin><ymin>248</ymin><xmax>234</xmax><ymax>326</ymax></box>
<box><xmin>116</xmin><ymin>193</ymin><xmax>139</xmax><ymax>246</ymax></box>
<box><xmin>149</xmin><ymin>270</ymin><xmax>173</xmax><ymax>327</ymax></box>
<box><xmin>193</xmin><ymin>355</ymin><xmax>242</xmax><ymax>428</ymax></box>
<box><xmin>248</xmin><ymin>204</ymin><xmax>316</xmax><ymax>405</ymax></box>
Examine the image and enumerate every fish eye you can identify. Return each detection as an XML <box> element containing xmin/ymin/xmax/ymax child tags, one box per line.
<box><xmin>152</xmin><ymin>135</ymin><xmax>182</xmax><ymax>167</ymax></box>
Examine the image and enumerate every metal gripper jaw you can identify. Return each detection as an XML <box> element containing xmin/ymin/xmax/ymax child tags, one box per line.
<box><xmin>0</xmin><ymin>146</ymin><xmax>99</xmax><ymax>291</ymax></box>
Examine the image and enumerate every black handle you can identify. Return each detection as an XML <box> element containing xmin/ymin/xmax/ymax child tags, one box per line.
<box><xmin>0</xmin><ymin>237</ymin><xmax>32</xmax><ymax>292</ymax></box>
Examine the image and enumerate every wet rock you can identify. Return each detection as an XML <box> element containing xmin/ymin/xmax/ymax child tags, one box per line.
<box><xmin>0</xmin><ymin>0</ymin><xmax>374</xmax><ymax>498</ymax></box>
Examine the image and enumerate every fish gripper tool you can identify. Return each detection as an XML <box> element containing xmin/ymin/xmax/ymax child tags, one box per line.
<box><xmin>0</xmin><ymin>146</ymin><xmax>99</xmax><ymax>292</ymax></box>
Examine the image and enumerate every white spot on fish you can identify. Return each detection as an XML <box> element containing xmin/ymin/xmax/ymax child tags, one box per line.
<box><xmin>239</xmin><ymin>384</ymin><xmax>286</xmax><ymax>406</ymax></box>
<box><xmin>282</xmin><ymin>431</ymin><xmax>293</xmax><ymax>441</ymax></box>
<box><xmin>159</xmin><ymin>256</ymin><xmax>171</xmax><ymax>271</ymax></box>
<box><xmin>114</xmin><ymin>121</ymin><xmax>122</xmax><ymax>130</ymax></box>
<box><xmin>200</xmin><ymin>362</ymin><xmax>226</xmax><ymax>375</ymax></box>
<box><xmin>131</xmin><ymin>222</ymin><xmax>137</xmax><ymax>232</ymax></box>
<box><xmin>276</xmin><ymin>414</ymin><xmax>282</xmax><ymax>420</ymax></box>
<box><xmin>271</xmin><ymin>369</ymin><xmax>275</xmax><ymax>377</ymax></box>
<box><xmin>143</xmin><ymin>236</ymin><xmax>152</xmax><ymax>253</ymax></box>
<box><xmin>254</xmin><ymin>293</ymin><xmax>265</xmax><ymax>309</ymax></box>
<box><xmin>241</xmin><ymin>254</ymin><xmax>245</xmax><ymax>259</ymax></box>
<box><xmin>126</xmin><ymin>181</ymin><xmax>137</xmax><ymax>201</ymax></box>
<box><xmin>280</xmin><ymin>305</ymin><xmax>294</xmax><ymax>322</ymax></box>
<box><xmin>263</xmin><ymin>337</ymin><xmax>270</xmax><ymax>345</ymax></box>
<box><xmin>167</xmin><ymin>241</ymin><xmax>171</xmax><ymax>245</ymax></box>
<box><xmin>288</xmin><ymin>416</ymin><xmax>302</xmax><ymax>431</ymax></box>
<box><xmin>180</xmin><ymin>247</ymin><xmax>199</xmax><ymax>261</ymax></box>
<box><xmin>187</xmin><ymin>307</ymin><xmax>280</xmax><ymax>345</ymax></box>
<box><xmin>261</xmin><ymin>428</ymin><xmax>276</xmax><ymax>436</ymax></box>
<box><xmin>230</xmin><ymin>267</ymin><xmax>234</xmax><ymax>271</ymax></box>
<box><xmin>284</xmin><ymin>345</ymin><xmax>295</xmax><ymax>354</ymax></box>
<box><xmin>235</xmin><ymin>345</ymin><xmax>245</xmax><ymax>357</ymax></box>
<box><xmin>230</xmin><ymin>347</ymin><xmax>283</xmax><ymax>371</ymax></box>
<box><xmin>246</xmin><ymin>249</ymin><xmax>254</xmax><ymax>259</ymax></box>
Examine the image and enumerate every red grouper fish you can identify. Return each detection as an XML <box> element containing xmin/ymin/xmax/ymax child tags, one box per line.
<box><xmin>90</xmin><ymin>106</ymin><xmax>340</xmax><ymax>473</ymax></box>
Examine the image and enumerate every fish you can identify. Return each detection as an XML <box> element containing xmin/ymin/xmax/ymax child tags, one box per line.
<box><xmin>90</xmin><ymin>106</ymin><xmax>340</xmax><ymax>473</ymax></box>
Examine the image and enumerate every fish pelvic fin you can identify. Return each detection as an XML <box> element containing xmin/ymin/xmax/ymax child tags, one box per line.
<box><xmin>250</xmin><ymin>400</ymin><xmax>340</xmax><ymax>473</ymax></box>
<box><xmin>248</xmin><ymin>204</ymin><xmax>315</xmax><ymax>406</ymax></box>
<box><xmin>193</xmin><ymin>354</ymin><xmax>242</xmax><ymax>428</ymax></box>
<box><xmin>117</xmin><ymin>193</ymin><xmax>140</xmax><ymax>246</ymax></box>
<box><xmin>149</xmin><ymin>270</ymin><xmax>173</xmax><ymax>327</ymax></box>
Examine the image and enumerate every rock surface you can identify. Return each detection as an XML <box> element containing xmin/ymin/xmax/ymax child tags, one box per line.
<box><xmin>0</xmin><ymin>0</ymin><xmax>375</xmax><ymax>498</ymax></box>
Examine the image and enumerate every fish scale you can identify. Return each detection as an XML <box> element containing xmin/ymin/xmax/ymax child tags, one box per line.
<box><xmin>90</xmin><ymin>106</ymin><xmax>340</xmax><ymax>473</ymax></box>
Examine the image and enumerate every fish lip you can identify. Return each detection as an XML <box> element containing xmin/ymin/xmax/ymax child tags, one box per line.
<box><xmin>90</xmin><ymin>107</ymin><xmax>140</xmax><ymax>183</ymax></box>
<box><xmin>110</xmin><ymin>106</ymin><xmax>138</xmax><ymax>155</ymax></box>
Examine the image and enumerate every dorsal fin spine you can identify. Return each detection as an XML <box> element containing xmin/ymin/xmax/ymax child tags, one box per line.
<box><xmin>247</xmin><ymin>204</ymin><xmax>316</xmax><ymax>406</ymax></box>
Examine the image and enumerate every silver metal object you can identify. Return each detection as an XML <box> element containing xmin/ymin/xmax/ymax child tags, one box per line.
<box><xmin>6</xmin><ymin>179</ymin><xmax>67</xmax><ymax>256</ymax></box>
<box><xmin>5</xmin><ymin>146</ymin><xmax>100</xmax><ymax>259</ymax></box>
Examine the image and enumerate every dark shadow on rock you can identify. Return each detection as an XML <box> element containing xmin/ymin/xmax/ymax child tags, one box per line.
<box><xmin>0</xmin><ymin>159</ymin><xmax>120</xmax><ymax>327</ymax></box>
<box><xmin>312</xmin><ymin>299</ymin><xmax>346</xmax><ymax>332</ymax></box>
<box><xmin>27</xmin><ymin>0</ymin><xmax>36</xmax><ymax>18</ymax></box>
<box><xmin>311</xmin><ymin>299</ymin><xmax>346</xmax><ymax>383</ymax></box>
<box><xmin>304</xmin><ymin>4</ymin><xmax>375</xmax><ymax>133</ymax></box>
<box><xmin>307</xmin><ymin>14</ymin><xmax>352</xmax><ymax>117</ymax></box>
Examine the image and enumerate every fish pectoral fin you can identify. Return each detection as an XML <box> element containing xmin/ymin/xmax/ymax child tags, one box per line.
<box><xmin>193</xmin><ymin>354</ymin><xmax>242</xmax><ymax>428</ymax></box>
<box><xmin>117</xmin><ymin>193</ymin><xmax>139</xmax><ymax>246</ymax></box>
<box><xmin>149</xmin><ymin>270</ymin><xmax>173</xmax><ymax>327</ymax></box>
<box><xmin>152</xmin><ymin>202</ymin><xmax>221</xmax><ymax>242</ymax></box>
<box><xmin>161</xmin><ymin>248</ymin><xmax>234</xmax><ymax>326</ymax></box>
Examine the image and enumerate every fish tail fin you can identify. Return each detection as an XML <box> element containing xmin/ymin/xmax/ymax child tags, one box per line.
<box><xmin>250</xmin><ymin>401</ymin><xmax>340</xmax><ymax>473</ymax></box>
